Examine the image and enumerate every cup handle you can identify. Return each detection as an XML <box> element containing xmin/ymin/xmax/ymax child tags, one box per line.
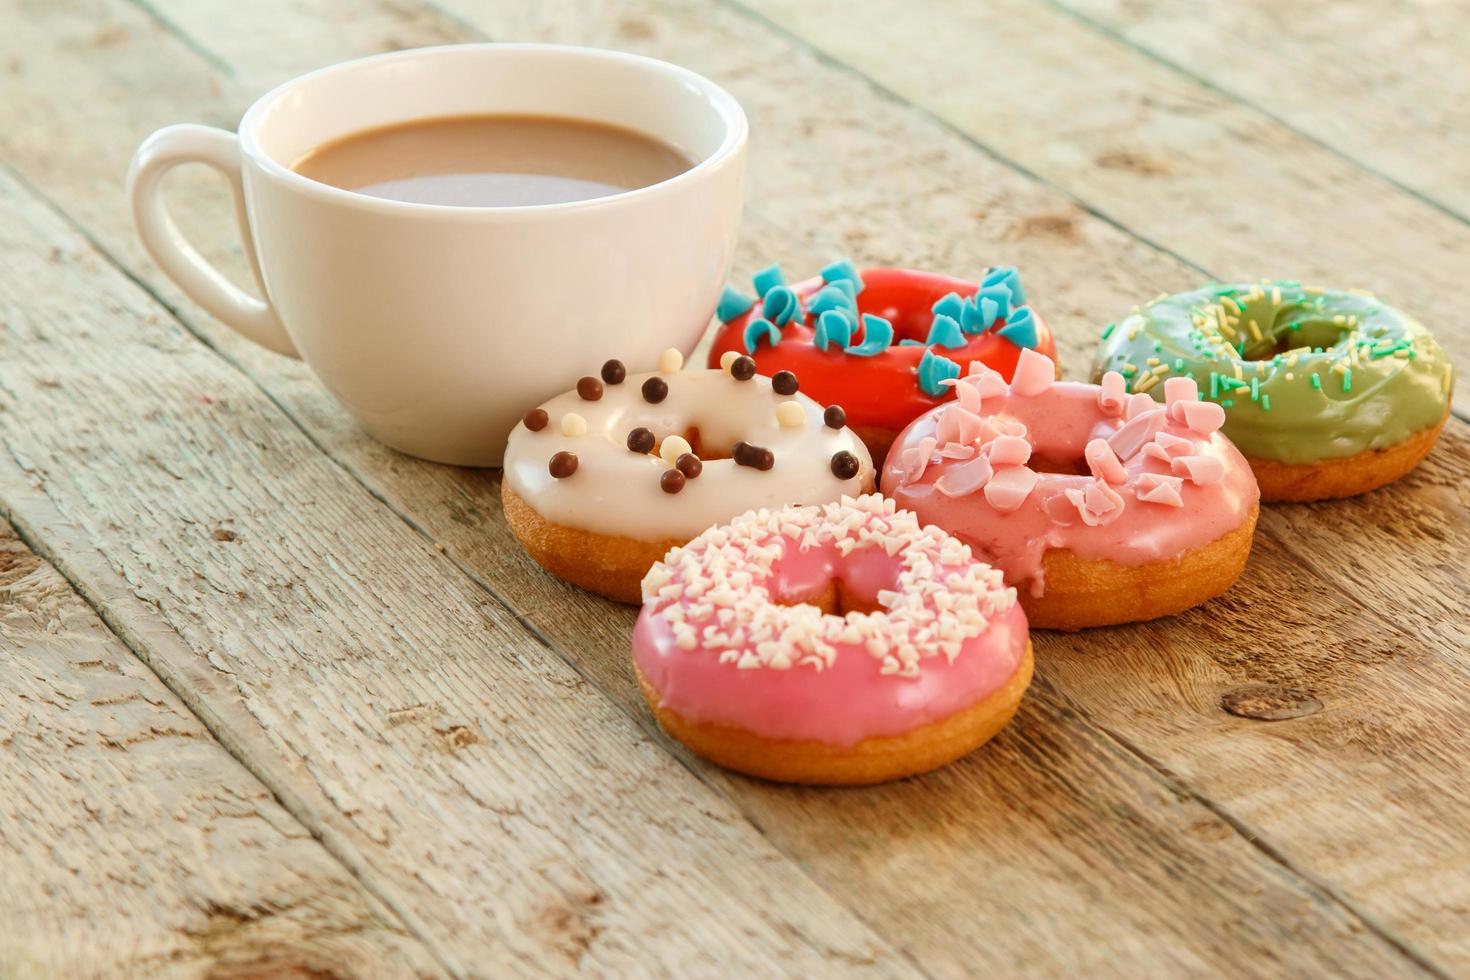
<box><xmin>127</xmin><ymin>124</ymin><xmax>298</xmax><ymax>358</ymax></box>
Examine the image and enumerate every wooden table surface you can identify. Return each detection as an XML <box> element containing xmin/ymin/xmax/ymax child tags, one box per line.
<box><xmin>2</xmin><ymin>1</ymin><xmax>1467</xmax><ymax>977</ymax></box>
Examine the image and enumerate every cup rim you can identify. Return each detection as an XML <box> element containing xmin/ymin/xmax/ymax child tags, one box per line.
<box><xmin>237</xmin><ymin>42</ymin><xmax>748</xmax><ymax>219</ymax></box>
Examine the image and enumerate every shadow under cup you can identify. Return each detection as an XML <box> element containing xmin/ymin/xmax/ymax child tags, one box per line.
<box><xmin>242</xmin><ymin>45</ymin><xmax>747</xmax><ymax>466</ymax></box>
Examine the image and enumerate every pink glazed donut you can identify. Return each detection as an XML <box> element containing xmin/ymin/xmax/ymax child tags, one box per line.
<box><xmin>881</xmin><ymin>349</ymin><xmax>1260</xmax><ymax>630</ymax></box>
<box><xmin>633</xmin><ymin>494</ymin><xmax>1032</xmax><ymax>785</ymax></box>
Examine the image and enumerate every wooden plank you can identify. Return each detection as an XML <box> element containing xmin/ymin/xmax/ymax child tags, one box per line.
<box><xmin>0</xmin><ymin>173</ymin><xmax>912</xmax><ymax>976</ymax></box>
<box><xmin>732</xmin><ymin>0</ymin><xmax>1470</xmax><ymax>410</ymax></box>
<box><xmin>0</xmin><ymin>524</ymin><xmax>439</xmax><ymax>978</ymax></box>
<box><xmin>1051</xmin><ymin>0</ymin><xmax>1470</xmax><ymax>222</ymax></box>
<box><xmin>0</xmin><ymin>182</ymin><xmax>1428</xmax><ymax>980</ymax></box>
<box><xmin>2</xmin><ymin>0</ymin><xmax>1463</xmax><ymax>972</ymax></box>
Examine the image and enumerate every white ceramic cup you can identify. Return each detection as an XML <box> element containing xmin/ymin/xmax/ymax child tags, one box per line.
<box><xmin>128</xmin><ymin>44</ymin><xmax>747</xmax><ymax>466</ymax></box>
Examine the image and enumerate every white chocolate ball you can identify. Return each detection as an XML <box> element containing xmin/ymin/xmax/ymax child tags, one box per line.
<box><xmin>719</xmin><ymin>350</ymin><xmax>740</xmax><ymax>373</ymax></box>
<box><xmin>658</xmin><ymin>347</ymin><xmax>684</xmax><ymax>373</ymax></box>
<box><xmin>660</xmin><ymin>435</ymin><xmax>693</xmax><ymax>464</ymax></box>
<box><xmin>561</xmin><ymin>413</ymin><xmax>587</xmax><ymax>437</ymax></box>
<box><xmin>776</xmin><ymin>401</ymin><xmax>806</xmax><ymax>428</ymax></box>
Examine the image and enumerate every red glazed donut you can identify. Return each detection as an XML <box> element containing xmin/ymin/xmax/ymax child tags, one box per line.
<box><xmin>708</xmin><ymin>261</ymin><xmax>1058</xmax><ymax>461</ymax></box>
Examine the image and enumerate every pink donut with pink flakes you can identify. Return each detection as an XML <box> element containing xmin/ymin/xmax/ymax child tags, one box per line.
<box><xmin>881</xmin><ymin>349</ymin><xmax>1260</xmax><ymax>630</ymax></box>
<box><xmin>633</xmin><ymin>494</ymin><xmax>1032</xmax><ymax>785</ymax></box>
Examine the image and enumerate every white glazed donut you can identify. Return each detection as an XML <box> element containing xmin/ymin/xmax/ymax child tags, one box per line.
<box><xmin>502</xmin><ymin>349</ymin><xmax>875</xmax><ymax>602</ymax></box>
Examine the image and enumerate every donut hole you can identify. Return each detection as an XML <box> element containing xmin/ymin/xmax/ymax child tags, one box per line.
<box><xmin>775</xmin><ymin>580</ymin><xmax>888</xmax><ymax>617</ymax></box>
<box><xmin>1030</xmin><ymin>453</ymin><xmax>1090</xmax><ymax>476</ymax></box>
<box><xmin>1233</xmin><ymin>297</ymin><xmax>1352</xmax><ymax>361</ymax></box>
<box><xmin>652</xmin><ymin>426</ymin><xmax>735</xmax><ymax>461</ymax></box>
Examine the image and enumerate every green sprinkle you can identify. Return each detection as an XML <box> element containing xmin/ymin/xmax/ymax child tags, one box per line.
<box><xmin>1209</xmin><ymin>372</ymin><xmax>1219</xmax><ymax>399</ymax></box>
<box><xmin>1262</xmin><ymin>394</ymin><xmax>1272</xmax><ymax>411</ymax></box>
<box><xmin>1174</xmin><ymin>358</ymin><xmax>1185</xmax><ymax>371</ymax></box>
<box><xmin>1101</xmin><ymin>322</ymin><xmax>1115</xmax><ymax>340</ymax></box>
<box><xmin>1153</xmin><ymin>340</ymin><xmax>1163</xmax><ymax>353</ymax></box>
<box><xmin>1220</xmin><ymin>399</ymin><xmax>1235</xmax><ymax>408</ymax></box>
<box><xmin>1343</xmin><ymin>369</ymin><xmax>1352</xmax><ymax>392</ymax></box>
<box><xmin>1250</xmin><ymin>377</ymin><xmax>1260</xmax><ymax>401</ymax></box>
<box><xmin>1311</xmin><ymin>373</ymin><xmax>1322</xmax><ymax>390</ymax></box>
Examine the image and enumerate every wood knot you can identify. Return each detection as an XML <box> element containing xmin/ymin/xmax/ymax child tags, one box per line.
<box><xmin>1220</xmin><ymin>685</ymin><xmax>1322</xmax><ymax>722</ymax></box>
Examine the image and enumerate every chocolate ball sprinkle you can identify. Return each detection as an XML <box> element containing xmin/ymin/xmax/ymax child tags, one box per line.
<box><xmin>627</xmin><ymin>427</ymin><xmax>655</xmax><ymax>454</ymax></box>
<box><xmin>676</xmin><ymin>453</ymin><xmax>703</xmax><ymax>479</ymax></box>
<box><xmin>642</xmin><ymin>377</ymin><xmax>669</xmax><ymax>403</ymax></box>
<box><xmin>730</xmin><ymin>356</ymin><xmax>757</xmax><ymax>381</ymax></box>
<box><xmin>600</xmin><ymin>359</ymin><xmax>627</xmax><ymax>384</ymax></box>
<box><xmin>830</xmin><ymin>450</ymin><xmax>860</xmax><ymax>480</ymax></box>
<box><xmin>824</xmin><ymin>404</ymin><xmax>847</xmax><ymax>429</ymax></box>
<box><xmin>772</xmin><ymin>370</ymin><xmax>799</xmax><ymax>395</ymax></box>
<box><xmin>523</xmin><ymin>408</ymin><xmax>549</xmax><ymax>431</ymax></box>
<box><xmin>577</xmin><ymin>376</ymin><xmax>603</xmax><ymax>401</ymax></box>
<box><xmin>549</xmin><ymin>451</ymin><xmax>578</xmax><ymax>478</ymax></box>
<box><xmin>660</xmin><ymin>468</ymin><xmax>686</xmax><ymax>494</ymax></box>
<box><xmin>734</xmin><ymin>441</ymin><xmax>775</xmax><ymax>471</ymax></box>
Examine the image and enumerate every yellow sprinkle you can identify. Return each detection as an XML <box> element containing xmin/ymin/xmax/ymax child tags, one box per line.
<box><xmin>1219</xmin><ymin>323</ymin><xmax>1238</xmax><ymax>339</ymax></box>
<box><xmin>1221</xmin><ymin>296</ymin><xmax>1242</xmax><ymax>314</ymax></box>
<box><xmin>1348</xmin><ymin>316</ymin><xmax>1359</xmax><ymax>327</ymax></box>
<box><xmin>1127</xmin><ymin>327</ymin><xmax>1140</xmax><ymax>341</ymax></box>
<box><xmin>1133</xmin><ymin>374</ymin><xmax>1161</xmax><ymax>393</ymax></box>
<box><xmin>1348</xmin><ymin>287</ymin><xmax>1375</xmax><ymax>298</ymax></box>
<box><xmin>1151</xmin><ymin>364</ymin><xmax>1171</xmax><ymax>376</ymax></box>
<box><xmin>1256</xmin><ymin>362</ymin><xmax>1266</xmax><ymax>375</ymax></box>
<box><xmin>1332</xmin><ymin>362</ymin><xmax>1348</xmax><ymax>374</ymax></box>
<box><xmin>1305</xmin><ymin>285</ymin><xmax>1324</xmax><ymax>295</ymax></box>
<box><xmin>1333</xmin><ymin>315</ymin><xmax>1346</xmax><ymax>325</ymax></box>
<box><xmin>1394</xmin><ymin>349</ymin><xmax>1411</xmax><ymax>359</ymax></box>
<box><xmin>1123</xmin><ymin>362</ymin><xmax>1138</xmax><ymax>373</ymax></box>
<box><xmin>1248</xmin><ymin>319</ymin><xmax>1263</xmax><ymax>342</ymax></box>
<box><xmin>1146</xmin><ymin>356</ymin><xmax>1160</xmax><ymax>366</ymax></box>
<box><xmin>1271</xmin><ymin>288</ymin><xmax>1282</xmax><ymax>305</ymax></box>
<box><xmin>1285</xmin><ymin>372</ymin><xmax>1295</xmax><ymax>381</ymax></box>
<box><xmin>1233</xmin><ymin>364</ymin><xmax>1244</xmax><ymax>380</ymax></box>
<box><xmin>1286</xmin><ymin>354</ymin><xmax>1300</xmax><ymax>368</ymax></box>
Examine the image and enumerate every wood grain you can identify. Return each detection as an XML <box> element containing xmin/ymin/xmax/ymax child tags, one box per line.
<box><xmin>734</xmin><ymin>0</ymin><xmax>1470</xmax><ymax>409</ymax></box>
<box><xmin>1053</xmin><ymin>0</ymin><xmax>1470</xmax><ymax>221</ymax></box>
<box><xmin>0</xmin><ymin>524</ymin><xmax>438</xmax><ymax>978</ymax></box>
<box><xmin>0</xmin><ymin>171</ymin><xmax>911</xmax><ymax>976</ymax></box>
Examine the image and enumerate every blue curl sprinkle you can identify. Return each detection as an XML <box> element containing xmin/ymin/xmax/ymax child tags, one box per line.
<box><xmin>761</xmin><ymin>285</ymin><xmax>803</xmax><ymax>327</ymax></box>
<box><xmin>918</xmin><ymin>347</ymin><xmax>961</xmax><ymax>397</ymax></box>
<box><xmin>932</xmin><ymin>292</ymin><xmax>966</xmax><ymax>323</ymax></box>
<box><xmin>752</xmin><ymin>264</ymin><xmax>785</xmax><ymax>298</ymax></box>
<box><xmin>975</xmin><ymin>284</ymin><xmax>1012</xmax><ymax>323</ymax></box>
<box><xmin>925</xmin><ymin>313</ymin><xmax>967</xmax><ymax>350</ymax></box>
<box><xmin>959</xmin><ymin>295</ymin><xmax>990</xmax><ymax>334</ymax></box>
<box><xmin>845</xmin><ymin>314</ymin><xmax>894</xmax><ymax>357</ymax></box>
<box><xmin>808</xmin><ymin>285</ymin><xmax>856</xmax><ymax>317</ymax></box>
<box><xmin>743</xmin><ymin>316</ymin><xmax>782</xmax><ymax>354</ymax></box>
<box><xmin>813</xmin><ymin>309</ymin><xmax>855</xmax><ymax>351</ymax></box>
<box><xmin>826</xmin><ymin>278</ymin><xmax>858</xmax><ymax>301</ymax></box>
<box><xmin>997</xmin><ymin>306</ymin><xmax>1038</xmax><ymax>350</ymax></box>
<box><xmin>982</xmin><ymin>266</ymin><xmax>1026</xmax><ymax>307</ymax></box>
<box><xmin>820</xmin><ymin>259</ymin><xmax>865</xmax><ymax>294</ymax></box>
<box><xmin>898</xmin><ymin>339</ymin><xmax>925</xmax><ymax>346</ymax></box>
<box><xmin>716</xmin><ymin>285</ymin><xmax>755</xmax><ymax>323</ymax></box>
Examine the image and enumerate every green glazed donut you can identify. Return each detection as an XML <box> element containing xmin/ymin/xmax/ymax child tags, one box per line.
<box><xmin>1092</xmin><ymin>280</ymin><xmax>1452</xmax><ymax>499</ymax></box>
